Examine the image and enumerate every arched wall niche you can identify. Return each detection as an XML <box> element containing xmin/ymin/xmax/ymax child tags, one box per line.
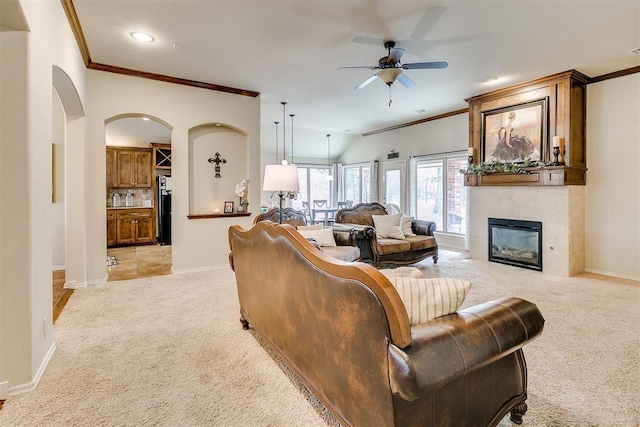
<box><xmin>189</xmin><ymin>123</ymin><xmax>249</xmax><ymax>215</ymax></box>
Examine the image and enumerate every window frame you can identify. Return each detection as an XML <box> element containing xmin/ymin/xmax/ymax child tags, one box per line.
<box><xmin>340</xmin><ymin>162</ymin><xmax>372</xmax><ymax>204</ymax></box>
<box><xmin>411</xmin><ymin>151</ymin><xmax>468</xmax><ymax>236</ymax></box>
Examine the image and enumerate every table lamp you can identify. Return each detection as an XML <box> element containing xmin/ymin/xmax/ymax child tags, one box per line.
<box><xmin>262</xmin><ymin>164</ymin><xmax>300</xmax><ymax>224</ymax></box>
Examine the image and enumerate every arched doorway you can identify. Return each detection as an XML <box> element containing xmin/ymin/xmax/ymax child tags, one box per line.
<box><xmin>104</xmin><ymin>114</ymin><xmax>173</xmax><ymax>281</ymax></box>
<box><xmin>51</xmin><ymin>65</ymin><xmax>85</xmax><ymax>320</ymax></box>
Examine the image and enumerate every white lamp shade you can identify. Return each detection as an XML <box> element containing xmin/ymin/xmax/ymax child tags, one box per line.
<box><xmin>263</xmin><ymin>164</ymin><xmax>300</xmax><ymax>192</ymax></box>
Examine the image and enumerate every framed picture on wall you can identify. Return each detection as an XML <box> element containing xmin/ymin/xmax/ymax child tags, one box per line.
<box><xmin>224</xmin><ymin>201</ymin><xmax>234</xmax><ymax>213</ymax></box>
<box><xmin>481</xmin><ymin>99</ymin><xmax>546</xmax><ymax>163</ymax></box>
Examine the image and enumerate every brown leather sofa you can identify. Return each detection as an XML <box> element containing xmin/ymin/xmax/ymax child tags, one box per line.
<box><xmin>334</xmin><ymin>202</ymin><xmax>438</xmax><ymax>266</ymax></box>
<box><xmin>228</xmin><ymin>221</ymin><xmax>544</xmax><ymax>427</ymax></box>
<box><xmin>253</xmin><ymin>207</ymin><xmax>360</xmax><ymax>262</ymax></box>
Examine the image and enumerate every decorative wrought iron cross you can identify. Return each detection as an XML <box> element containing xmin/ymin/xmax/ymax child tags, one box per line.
<box><xmin>207</xmin><ymin>152</ymin><xmax>227</xmax><ymax>178</ymax></box>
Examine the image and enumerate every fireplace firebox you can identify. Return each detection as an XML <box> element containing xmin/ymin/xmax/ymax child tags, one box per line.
<box><xmin>488</xmin><ymin>218</ymin><xmax>542</xmax><ymax>271</ymax></box>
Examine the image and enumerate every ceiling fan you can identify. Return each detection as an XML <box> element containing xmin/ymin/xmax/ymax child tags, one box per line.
<box><xmin>338</xmin><ymin>40</ymin><xmax>448</xmax><ymax>92</ymax></box>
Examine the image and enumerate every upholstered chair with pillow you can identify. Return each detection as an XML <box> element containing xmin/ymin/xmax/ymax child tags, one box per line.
<box><xmin>333</xmin><ymin>202</ymin><xmax>438</xmax><ymax>266</ymax></box>
<box><xmin>253</xmin><ymin>208</ymin><xmax>360</xmax><ymax>262</ymax></box>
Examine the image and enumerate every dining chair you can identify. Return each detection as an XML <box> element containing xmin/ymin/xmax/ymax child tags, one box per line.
<box><xmin>311</xmin><ymin>199</ymin><xmax>330</xmax><ymax>225</ymax></box>
<box><xmin>337</xmin><ymin>200</ymin><xmax>353</xmax><ymax>210</ymax></box>
<box><xmin>301</xmin><ymin>201</ymin><xmax>313</xmax><ymax>223</ymax></box>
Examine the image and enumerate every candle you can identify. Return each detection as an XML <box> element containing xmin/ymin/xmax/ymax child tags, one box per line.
<box><xmin>468</xmin><ymin>147</ymin><xmax>474</xmax><ymax>156</ymax></box>
<box><xmin>552</xmin><ymin>136</ymin><xmax>561</xmax><ymax>148</ymax></box>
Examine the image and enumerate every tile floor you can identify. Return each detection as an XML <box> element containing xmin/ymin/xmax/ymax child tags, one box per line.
<box><xmin>107</xmin><ymin>244</ymin><xmax>172</xmax><ymax>281</ymax></box>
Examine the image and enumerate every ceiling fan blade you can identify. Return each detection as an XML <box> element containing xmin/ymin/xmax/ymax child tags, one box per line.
<box><xmin>338</xmin><ymin>65</ymin><xmax>379</xmax><ymax>70</ymax></box>
<box><xmin>387</xmin><ymin>48</ymin><xmax>405</xmax><ymax>64</ymax></box>
<box><xmin>396</xmin><ymin>72</ymin><xmax>416</xmax><ymax>89</ymax></box>
<box><xmin>410</xmin><ymin>5</ymin><xmax>447</xmax><ymax>41</ymax></box>
<box><xmin>354</xmin><ymin>75</ymin><xmax>378</xmax><ymax>90</ymax></box>
<box><xmin>402</xmin><ymin>61</ymin><xmax>448</xmax><ymax>70</ymax></box>
<box><xmin>352</xmin><ymin>36</ymin><xmax>386</xmax><ymax>46</ymax></box>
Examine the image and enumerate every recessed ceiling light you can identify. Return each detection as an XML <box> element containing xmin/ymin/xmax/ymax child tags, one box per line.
<box><xmin>415</xmin><ymin>109</ymin><xmax>426</xmax><ymax>114</ymax></box>
<box><xmin>130</xmin><ymin>32</ymin><xmax>154</xmax><ymax>43</ymax></box>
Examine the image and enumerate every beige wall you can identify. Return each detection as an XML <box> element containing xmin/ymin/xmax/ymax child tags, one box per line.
<box><xmin>52</xmin><ymin>89</ymin><xmax>66</xmax><ymax>269</ymax></box>
<box><xmin>1</xmin><ymin>0</ymin><xmax>87</xmax><ymax>395</ymax></box>
<box><xmin>85</xmin><ymin>70</ymin><xmax>260</xmax><ymax>279</ymax></box>
<box><xmin>340</xmin><ymin>113</ymin><xmax>469</xmax><ymax>164</ymax></box>
<box><xmin>585</xmin><ymin>74</ymin><xmax>640</xmax><ymax>280</ymax></box>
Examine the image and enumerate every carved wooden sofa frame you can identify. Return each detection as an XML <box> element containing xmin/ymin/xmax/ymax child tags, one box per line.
<box><xmin>334</xmin><ymin>202</ymin><xmax>439</xmax><ymax>266</ymax></box>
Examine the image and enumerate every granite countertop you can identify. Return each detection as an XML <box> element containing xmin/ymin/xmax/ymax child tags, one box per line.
<box><xmin>107</xmin><ymin>206</ymin><xmax>154</xmax><ymax>210</ymax></box>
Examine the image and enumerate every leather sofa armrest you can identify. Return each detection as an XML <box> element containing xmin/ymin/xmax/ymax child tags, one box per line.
<box><xmin>333</xmin><ymin>229</ymin><xmax>356</xmax><ymax>246</ymax></box>
<box><xmin>388</xmin><ymin>297</ymin><xmax>544</xmax><ymax>401</ymax></box>
<box><xmin>411</xmin><ymin>219</ymin><xmax>436</xmax><ymax>236</ymax></box>
<box><xmin>334</xmin><ymin>223</ymin><xmax>376</xmax><ymax>238</ymax></box>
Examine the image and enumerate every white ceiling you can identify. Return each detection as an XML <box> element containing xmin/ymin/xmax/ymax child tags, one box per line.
<box><xmin>74</xmin><ymin>0</ymin><xmax>639</xmax><ymax>157</ymax></box>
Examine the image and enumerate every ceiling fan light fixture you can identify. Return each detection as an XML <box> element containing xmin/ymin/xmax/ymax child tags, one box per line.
<box><xmin>377</xmin><ymin>68</ymin><xmax>402</xmax><ymax>85</ymax></box>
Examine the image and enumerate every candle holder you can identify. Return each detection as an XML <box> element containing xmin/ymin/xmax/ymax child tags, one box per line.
<box><xmin>551</xmin><ymin>146</ymin><xmax>565</xmax><ymax>166</ymax></box>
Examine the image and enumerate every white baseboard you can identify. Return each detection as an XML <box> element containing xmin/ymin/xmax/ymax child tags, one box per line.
<box><xmin>172</xmin><ymin>264</ymin><xmax>229</xmax><ymax>275</ymax></box>
<box><xmin>8</xmin><ymin>342</ymin><xmax>56</xmax><ymax>397</ymax></box>
<box><xmin>584</xmin><ymin>268</ymin><xmax>639</xmax><ymax>282</ymax></box>
<box><xmin>52</xmin><ymin>265</ymin><xmax>66</xmax><ymax>271</ymax></box>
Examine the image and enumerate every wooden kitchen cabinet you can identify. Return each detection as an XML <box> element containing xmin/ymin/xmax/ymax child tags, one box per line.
<box><xmin>109</xmin><ymin>208</ymin><xmax>154</xmax><ymax>246</ymax></box>
<box><xmin>106</xmin><ymin>149</ymin><xmax>117</xmax><ymax>188</ymax></box>
<box><xmin>107</xmin><ymin>147</ymin><xmax>152</xmax><ymax>188</ymax></box>
<box><xmin>107</xmin><ymin>210</ymin><xmax>117</xmax><ymax>246</ymax></box>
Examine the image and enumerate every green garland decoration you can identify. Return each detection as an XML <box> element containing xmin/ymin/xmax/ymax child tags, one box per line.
<box><xmin>461</xmin><ymin>158</ymin><xmax>552</xmax><ymax>175</ymax></box>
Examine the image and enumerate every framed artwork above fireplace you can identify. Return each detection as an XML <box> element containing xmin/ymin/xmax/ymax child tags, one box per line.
<box><xmin>482</xmin><ymin>100</ymin><xmax>546</xmax><ymax>164</ymax></box>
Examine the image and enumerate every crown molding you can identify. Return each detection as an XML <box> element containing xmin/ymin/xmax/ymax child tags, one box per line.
<box><xmin>59</xmin><ymin>0</ymin><xmax>259</xmax><ymax>97</ymax></box>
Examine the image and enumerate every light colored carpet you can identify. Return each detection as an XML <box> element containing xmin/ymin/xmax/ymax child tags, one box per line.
<box><xmin>0</xmin><ymin>251</ymin><xmax>638</xmax><ymax>426</ymax></box>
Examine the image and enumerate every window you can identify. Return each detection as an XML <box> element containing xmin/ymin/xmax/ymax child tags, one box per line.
<box><xmin>293</xmin><ymin>165</ymin><xmax>332</xmax><ymax>208</ymax></box>
<box><xmin>413</xmin><ymin>153</ymin><xmax>467</xmax><ymax>235</ymax></box>
<box><xmin>342</xmin><ymin>163</ymin><xmax>371</xmax><ymax>204</ymax></box>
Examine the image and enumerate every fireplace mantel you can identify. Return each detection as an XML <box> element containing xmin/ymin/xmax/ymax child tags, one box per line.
<box><xmin>463</xmin><ymin>165</ymin><xmax>587</xmax><ymax>187</ymax></box>
<box><xmin>464</xmin><ymin>70</ymin><xmax>588</xmax><ymax>187</ymax></box>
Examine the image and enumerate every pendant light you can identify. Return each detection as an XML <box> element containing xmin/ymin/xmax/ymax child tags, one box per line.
<box><xmin>280</xmin><ymin>101</ymin><xmax>288</xmax><ymax>165</ymax></box>
<box><xmin>326</xmin><ymin>133</ymin><xmax>334</xmax><ymax>181</ymax></box>
<box><xmin>273</xmin><ymin>121</ymin><xmax>279</xmax><ymax>164</ymax></box>
<box><xmin>289</xmin><ymin>113</ymin><xmax>295</xmax><ymax>165</ymax></box>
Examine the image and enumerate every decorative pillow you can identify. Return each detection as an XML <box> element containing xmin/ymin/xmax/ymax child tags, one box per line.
<box><xmin>297</xmin><ymin>228</ymin><xmax>336</xmax><ymax>247</ymax></box>
<box><xmin>372</xmin><ymin>213</ymin><xmax>405</xmax><ymax>239</ymax></box>
<box><xmin>402</xmin><ymin>216</ymin><xmax>416</xmax><ymax>237</ymax></box>
<box><xmin>297</xmin><ymin>224</ymin><xmax>323</xmax><ymax>231</ymax></box>
<box><xmin>388</xmin><ymin>277</ymin><xmax>472</xmax><ymax>325</ymax></box>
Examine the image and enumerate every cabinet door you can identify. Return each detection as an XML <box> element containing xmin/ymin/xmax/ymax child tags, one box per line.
<box><xmin>135</xmin><ymin>216</ymin><xmax>154</xmax><ymax>243</ymax></box>
<box><xmin>107</xmin><ymin>214</ymin><xmax>117</xmax><ymax>247</ymax></box>
<box><xmin>116</xmin><ymin>150</ymin><xmax>135</xmax><ymax>188</ymax></box>
<box><xmin>116</xmin><ymin>218</ymin><xmax>136</xmax><ymax>244</ymax></box>
<box><xmin>106</xmin><ymin>149</ymin><xmax>117</xmax><ymax>188</ymax></box>
<box><xmin>134</xmin><ymin>150</ymin><xmax>152</xmax><ymax>187</ymax></box>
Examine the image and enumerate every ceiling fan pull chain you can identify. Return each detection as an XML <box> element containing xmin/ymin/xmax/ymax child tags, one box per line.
<box><xmin>388</xmin><ymin>84</ymin><xmax>393</xmax><ymax>107</ymax></box>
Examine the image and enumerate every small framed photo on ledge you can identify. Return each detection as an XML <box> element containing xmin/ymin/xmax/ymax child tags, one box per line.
<box><xmin>224</xmin><ymin>201</ymin><xmax>234</xmax><ymax>213</ymax></box>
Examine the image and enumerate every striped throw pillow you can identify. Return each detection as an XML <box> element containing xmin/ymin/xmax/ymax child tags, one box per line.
<box><xmin>388</xmin><ymin>277</ymin><xmax>472</xmax><ymax>325</ymax></box>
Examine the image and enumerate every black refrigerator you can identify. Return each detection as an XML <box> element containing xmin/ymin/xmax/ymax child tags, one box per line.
<box><xmin>157</xmin><ymin>175</ymin><xmax>172</xmax><ymax>245</ymax></box>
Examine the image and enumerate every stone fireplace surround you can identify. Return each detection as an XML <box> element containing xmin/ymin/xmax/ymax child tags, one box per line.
<box><xmin>468</xmin><ymin>186</ymin><xmax>585</xmax><ymax>277</ymax></box>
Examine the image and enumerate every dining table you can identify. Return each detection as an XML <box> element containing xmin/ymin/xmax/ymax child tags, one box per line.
<box><xmin>311</xmin><ymin>207</ymin><xmax>338</xmax><ymax>226</ymax></box>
